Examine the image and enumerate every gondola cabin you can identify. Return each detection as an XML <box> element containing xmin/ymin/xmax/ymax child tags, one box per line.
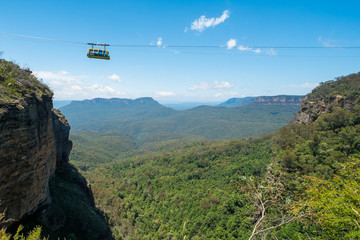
<box><xmin>87</xmin><ymin>43</ymin><xmax>110</xmax><ymax>60</ymax></box>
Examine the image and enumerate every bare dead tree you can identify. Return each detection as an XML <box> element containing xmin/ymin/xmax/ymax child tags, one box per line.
<box><xmin>237</xmin><ymin>171</ymin><xmax>305</xmax><ymax>240</ymax></box>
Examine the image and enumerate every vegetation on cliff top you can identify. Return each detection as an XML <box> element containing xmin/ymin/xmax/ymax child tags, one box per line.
<box><xmin>304</xmin><ymin>72</ymin><xmax>360</xmax><ymax>104</ymax></box>
<box><xmin>0</xmin><ymin>59</ymin><xmax>52</xmax><ymax>110</ymax></box>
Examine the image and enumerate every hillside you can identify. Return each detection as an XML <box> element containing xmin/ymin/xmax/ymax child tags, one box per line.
<box><xmin>61</xmin><ymin>96</ymin><xmax>299</xmax><ymax>144</ymax></box>
<box><xmin>219</xmin><ymin>97</ymin><xmax>256</xmax><ymax>107</ymax></box>
<box><xmin>62</xmin><ymin>96</ymin><xmax>300</xmax><ymax>169</ymax></box>
<box><xmin>87</xmin><ymin>137</ymin><xmax>273</xmax><ymax>239</ymax></box>
<box><xmin>79</xmin><ymin>72</ymin><xmax>360</xmax><ymax>239</ymax></box>
<box><xmin>268</xmin><ymin>72</ymin><xmax>360</xmax><ymax>238</ymax></box>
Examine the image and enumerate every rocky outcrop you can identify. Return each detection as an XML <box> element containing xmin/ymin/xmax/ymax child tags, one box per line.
<box><xmin>293</xmin><ymin>74</ymin><xmax>360</xmax><ymax>124</ymax></box>
<box><xmin>0</xmin><ymin>94</ymin><xmax>72</xmax><ymax>221</ymax></box>
<box><xmin>220</xmin><ymin>95</ymin><xmax>303</xmax><ymax>108</ymax></box>
<box><xmin>294</xmin><ymin>94</ymin><xmax>357</xmax><ymax>124</ymax></box>
<box><xmin>252</xmin><ymin>95</ymin><xmax>303</xmax><ymax>106</ymax></box>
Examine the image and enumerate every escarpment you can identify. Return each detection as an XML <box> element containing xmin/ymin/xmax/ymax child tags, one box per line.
<box><xmin>0</xmin><ymin>60</ymin><xmax>111</xmax><ymax>239</ymax></box>
<box><xmin>0</xmin><ymin>78</ymin><xmax>62</xmax><ymax>221</ymax></box>
<box><xmin>294</xmin><ymin>73</ymin><xmax>360</xmax><ymax>124</ymax></box>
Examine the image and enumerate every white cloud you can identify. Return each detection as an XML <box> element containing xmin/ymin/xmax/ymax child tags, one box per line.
<box><xmin>190</xmin><ymin>10</ymin><xmax>230</xmax><ymax>32</ymax></box>
<box><xmin>237</xmin><ymin>45</ymin><xmax>252</xmax><ymax>51</ymax></box>
<box><xmin>157</xmin><ymin>37</ymin><xmax>162</xmax><ymax>47</ymax></box>
<box><xmin>213</xmin><ymin>81</ymin><xmax>233</xmax><ymax>89</ymax></box>
<box><xmin>189</xmin><ymin>82</ymin><xmax>210</xmax><ymax>90</ymax></box>
<box><xmin>34</xmin><ymin>70</ymin><xmax>84</xmax><ymax>82</ymax></box>
<box><xmin>226</xmin><ymin>38</ymin><xmax>237</xmax><ymax>49</ymax></box>
<box><xmin>237</xmin><ymin>45</ymin><xmax>262</xmax><ymax>54</ymax></box>
<box><xmin>237</xmin><ymin>45</ymin><xmax>276</xmax><ymax>55</ymax></box>
<box><xmin>318</xmin><ymin>36</ymin><xmax>336</xmax><ymax>48</ymax></box>
<box><xmin>34</xmin><ymin>70</ymin><xmax>127</xmax><ymax>100</ymax></box>
<box><xmin>155</xmin><ymin>91</ymin><xmax>176</xmax><ymax>97</ymax></box>
<box><xmin>290</xmin><ymin>82</ymin><xmax>319</xmax><ymax>89</ymax></box>
<box><xmin>189</xmin><ymin>81</ymin><xmax>234</xmax><ymax>91</ymax></box>
<box><xmin>253</xmin><ymin>48</ymin><xmax>262</xmax><ymax>54</ymax></box>
<box><xmin>265</xmin><ymin>48</ymin><xmax>277</xmax><ymax>56</ymax></box>
<box><xmin>108</xmin><ymin>73</ymin><xmax>121</xmax><ymax>82</ymax></box>
<box><xmin>70</xmin><ymin>85</ymin><xmax>83</xmax><ymax>91</ymax></box>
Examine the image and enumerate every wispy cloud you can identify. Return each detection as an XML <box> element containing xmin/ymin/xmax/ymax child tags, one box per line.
<box><xmin>318</xmin><ymin>36</ymin><xmax>336</xmax><ymax>47</ymax></box>
<box><xmin>108</xmin><ymin>73</ymin><xmax>121</xmax><ymax>82</ymax></box>
<box><xmin>237</xmin><ymin>45</ymin><xmax>262</xmax><ymax>54</ymax></box>
<box><xmin>189</xmin><ymin>10</ymin><xmax>230</xmax><ymax>32</ymax></box>
<box><xmin>34</xmin><ymin>70</ymin><xmax>85</xmax><ymax>83</ymax></box>
<box><xmin>290</xmin><ymin>82</ymin><xmax>318</xmax><ymax>89</ymax></box>
<box><xmin>253</xmin><ymin>48</ymin><xmax>262</xmax><ymax>54</ymax></box>
<box><xmin>155</xmin><ymin>91</ymin><xmax>176</xmax><ymax>97</ymax></box>
<box><xmin>34</xmin><ymin>70</ymin><xmax>126</xmax><ymax>100</ymax></box>
<box><xmin>157</xmin><ymin>37</ymin><xmax>163</xmax><ymax>47</ymax></box>
<box><xmin>265</xmin><ymin>48</ymin><xmax>277</xmax><ymax>56</ymax></box>
<box><xmin>189</xmin><ymin>81</ymin><xmax>234</xmax><ymax>91</ymax></box>
<box><xmin>226</xmin><ymin>38</ymin><xmax>237</xmax><ymax>49</ymax></box>
<box><xmin>235</xmin><ymin>44</ymin><xmax>276</xmax><ymax>55</ymax></box>
<box><xmin>237</xmin><ymin>45</ymin><xmax>252</xmax><ymax>51</ymax></box>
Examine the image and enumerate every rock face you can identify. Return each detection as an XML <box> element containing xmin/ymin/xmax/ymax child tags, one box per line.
<box><xmin>252</xmin><ymin>95</ymin><xmax>303</xmax><ymax>106</ymax></box>
<box><xmin>293</xmin><ymin>74</ymin><xmax>360</xmax><ymax>124</ymax></box>
<box><xmin>220</xmin><ymin>95</ymin><xmax>303</xmax><ymax>108</ymax></box>
<box><xmin>0</xmin><ymin>95</ymin><xmax>71</xmax><ymax>221</ymax></box>
<box><xmin>0</xmin><ymin>60</ymin><xmax>112</xmax><ymax>239</ymax></box>
<box><xmin>52</xmin><ymin>109</ymin><xmax>72</xmax><ymax>168</ymax></box>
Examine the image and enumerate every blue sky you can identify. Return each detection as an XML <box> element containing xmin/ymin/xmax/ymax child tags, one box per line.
<box><xmin>1</xmin><ymin>0</ymin><xmax>360</xmax><ymax>103</ymax></box>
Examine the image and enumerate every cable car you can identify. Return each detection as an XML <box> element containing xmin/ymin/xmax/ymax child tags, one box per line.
<box><xmin>87</xmin><ymin>43</ymin><xmax>110</xmax><ymax>60</ymax></box>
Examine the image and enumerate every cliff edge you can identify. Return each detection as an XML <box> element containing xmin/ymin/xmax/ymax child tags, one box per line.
<box><xmin>0</xmin><ymin>59</ymin><xmax>60</xmax><ymax>220</ymax></box>
<box><xmin>0</xmin><ymin>60</ymin><xmax>111</xmax><ymax>239</ymax></box>
<box><xmin>294</xmin><ymin>73</ymin><xmax>360</xmax><ymax>124</ymax></box>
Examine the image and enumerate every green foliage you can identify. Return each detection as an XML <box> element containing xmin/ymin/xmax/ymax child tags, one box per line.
<box><xmin>308</xmin><ymin>73</ymin><xmax>360</xmax><ymax>103</ymax></box>
<box><xmin>0</xmin><ymin>59</ymin><xmax>52</xmax><ymax>107</ymax></box>
<box><xmin>69</xmin><ymin>130</ymin><xmax>205</xmax><ymax>170</ymax></box>
<box><xmin>267</xmin><ymin>75</ymin><xmax>360</xmax><ymax>238</ymax></box>
<box><xmin>293</xmin><ymin>157</ymin><xmax>360</xmax><ymax>239</ymax></box>
<box><xmin>272</xmin><ymin>108</ymin><xmax>360</xmax><ymax>193</ymax></box>
<box><xmin>66</xmin><ymin>71</ymin><xmax>360</xmax><ymax>239</ymax></box>
<box><xmin>86</xmin><ymin>138</ymin><xmax>272</xmax><ymax>239</ymax></box>
<box><xmin>0</xmin><ymin>212</ymin><xmax>46</xmax><ymax>240</ymax></box>
<box><xmin>61</xmin><ymin>99</ymin><xmax>300</xmax><ymax>141</ymax></box>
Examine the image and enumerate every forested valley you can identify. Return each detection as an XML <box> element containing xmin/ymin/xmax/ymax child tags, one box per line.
<box><xmin>66</xmin><ymin>73</ymin><xmax>360</xmax><ymax>239</ymax></box>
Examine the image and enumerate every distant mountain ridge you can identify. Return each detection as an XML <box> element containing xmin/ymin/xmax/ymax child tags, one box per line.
<box><xmin>70</xmin><ymin>97</ymin><xmax>160</xmax><ymax>106</ymax></box>
<box><xmin>60</xmin><ymin>96</ymin><xmax>300</xmax><ymax>141</ymax></box>
<box><xmin>220</xmin><ymin>95</ymin><xmax>303</xmax><ymax>108</ymax></box>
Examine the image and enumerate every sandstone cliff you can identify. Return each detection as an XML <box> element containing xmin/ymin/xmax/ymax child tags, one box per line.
<box><xmin>220</xmin><ymin>95</ymin><xmax>303</xmax><ymax>108</ymax></box>
<box><xmin>0</xmin><ymin>60</ymin><xmax>111</xmax><ymax>239</ymax></box>
<box><xmin>0</xmin><ymin>61</ymin><xmax>63</xmax><ymax>221</ymax></box>
<box><xmin>252</xmin><ymin>95</ymin><xmax>303</xmax><ymax>106</ymax></box>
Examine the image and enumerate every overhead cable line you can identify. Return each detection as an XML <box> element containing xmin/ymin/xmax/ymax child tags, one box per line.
<box><xmin>0</xmin><ymin>32</ymin><xmax>86</xmax><ymax>45</ymax></box>
<box><xmin>1</xmin><ymin>32</ymin><xmax>360</xmax><ymax>49</ymax></box>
